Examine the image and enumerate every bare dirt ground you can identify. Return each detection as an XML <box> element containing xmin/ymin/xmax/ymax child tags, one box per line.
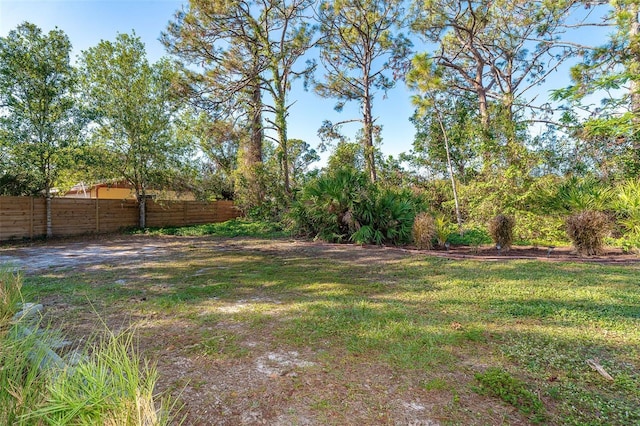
<box><xmin>1</xmin><ymin>234</ymin><xmax>637</xmax><ymax>275</ymax></box>
<box><xmin>1</xmin><ymin>235</ymin><xmax>637</xmax><ymax>425</ymax></box>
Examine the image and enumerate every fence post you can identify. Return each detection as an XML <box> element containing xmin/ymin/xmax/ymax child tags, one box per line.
<box><xmin>29</xmin><ymin>197</ymin><xmax>34</xmax><ymax>239</ymax></box>
<box><xmin>96</xmin><ymin>199</ymin><xmax>100</xmax><ymax>233</ymax></box>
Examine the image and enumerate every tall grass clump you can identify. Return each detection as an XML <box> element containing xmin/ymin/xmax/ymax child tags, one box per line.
<box><xmin>566</xmin><ymin>210</ymin><xmax>610</xmax><ymax>255</ymax></box>
<box><xmin>0</xmin><ymin>269</ymin><xmax>23</xmax><ymax>336</ymax></box>
<box><xmin>0</xmin><ymin>271</ymin><xmax>48</xmax><ymax>425</ymax></box>
<box><xmin>488</xmin><ymin>214</ymin><xmax>515</xmax><ymax>251</ymax></box>
<box><xmin>412</xmin><ymin>213</ymin><xmax>436</xmax><ymax>249</ymax></box>
<box><xmin>0</xmin><ymin>270</ymin><xmax>178</xmax><ymax>425</ymax></box>
<box><xmin>29</xmin><ymin>329</ymin><xmax>174</xmax><ymax>425</ymax></box>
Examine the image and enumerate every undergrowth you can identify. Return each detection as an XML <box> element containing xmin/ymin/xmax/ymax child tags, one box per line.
<box><xmin>138</xmin><ymin>218</ymin><xmax>286</xmax><ymax>238</ymax></box>
<box><xmin>0</xmin><ymin>270</ymin><xmax>179</xmax><ymax>425</ymax></box>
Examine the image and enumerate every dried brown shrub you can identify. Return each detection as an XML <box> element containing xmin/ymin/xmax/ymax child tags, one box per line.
<box><xmin>488</xmin><ymin>214</ymin><xmax>515</xmax><ymax>251</ymax></box>
<box><xmin>565</xmin><ymin>210</ymin><xmax>609</xmax><ymax>256</ymax></box>
<box><xmin>412</xmin><ymin>212</ymin><xmax>436</xmax><ymax>250</ymax></box>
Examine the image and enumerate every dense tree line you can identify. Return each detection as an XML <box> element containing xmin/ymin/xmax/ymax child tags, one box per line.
<box><xmin>1</xmin><ymin>0</ymin><xmax>639</xmax><ymax>249</ymax></box>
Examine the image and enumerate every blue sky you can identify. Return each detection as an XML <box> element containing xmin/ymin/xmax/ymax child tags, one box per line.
<box><xmin>0</xmin><ymin>1</ymin><xmax>612</xmax><ymax>163</ymax></box>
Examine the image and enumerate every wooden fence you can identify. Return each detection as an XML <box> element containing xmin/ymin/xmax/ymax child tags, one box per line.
<box><xmin>0</xmin><ymin>197</ymin><xmax>241</xmax><ymax>241</ymax></box>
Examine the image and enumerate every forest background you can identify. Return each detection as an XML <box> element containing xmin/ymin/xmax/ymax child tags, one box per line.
<box><xmin>1</xmin><ymin>0</ymin><xmax>639</xmax><ymax>254</ymax></box>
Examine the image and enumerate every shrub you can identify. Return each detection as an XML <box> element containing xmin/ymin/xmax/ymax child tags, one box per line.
<box><xmin>447</xmin><ymin>228</ymin><xmax>492</xmax><ymax>246</ymax></box>
<box><xmin>565</xmin><ymin>210</ymin><xmax>610</xmax><ymax>255</ymax></box>
<box><xmin>412</xmin><ymin>213</ymin><xmax>436</xmax><ymax>249</ymax></box>
<box><xmin>488</xmin><ymin>214</ymin><xmax>515</xmax><ymax>251</ymax></box>
<box><xmin>290</xmin><ymin>168</ymin><xmax>426</xmax><ymax>245</ymax></box>
<box><xmin>433</xmin><ymin>215</ymin><xmax>453</xmax><ymax>247</ymax></box>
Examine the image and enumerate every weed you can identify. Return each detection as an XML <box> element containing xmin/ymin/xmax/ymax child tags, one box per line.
<box><xmin>420</xmin><ymin>377</ymin><xmax>449</xmax><ymax>391</ymax></box>
<box><xmin>1</xmin><ymin>271</ymin><xmax>180</xmax><ymax>425</ymax></box>
<box><xmin>474</xmin><ymin>367</ymin><xmax>546</xmax><ymax>423</ymax></box>
<box><xmin>189</xmin><ymin>331</ymin><xmax>249</xmax><ymax>358</ymax></box>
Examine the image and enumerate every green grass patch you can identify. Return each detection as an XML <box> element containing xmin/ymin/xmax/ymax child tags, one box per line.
<box><xmin>17</xmin><ymin>239</ymin><xmax>640</xmax><ymax>424</ymax></box>
<box><xmin>138</xmin><ymin>218</ymin><xmax>287</xmax><ymax>238</ymax></box>
<box><xmin>474</xmin><ymin>367</ymin><xmax>546</xmax><ymax>423</ymax></box>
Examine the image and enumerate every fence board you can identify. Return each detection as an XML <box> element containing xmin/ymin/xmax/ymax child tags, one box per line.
<box><xmin>0</xmin><ymin>196</ymin><xmax>241</xmax><ymax>241</ymax></box>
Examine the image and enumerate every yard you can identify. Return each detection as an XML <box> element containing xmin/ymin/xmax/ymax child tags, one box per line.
<box><xmin>5</xmin><ymin>233</ymin><xmax>640</xmax><ymax>425</ymax></box>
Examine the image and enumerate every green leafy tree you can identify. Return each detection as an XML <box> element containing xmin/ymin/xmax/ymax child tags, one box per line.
<box><xmin>315</xmin><ymin>0</ymin><xmax>412</xmax><ymax>182</ymax></box>
<box><xmin>0</xmin><ymin>22</ymin><xmax>82</xmax><ymax>237</ymax></box>
<box><xmin>408</xmin><ymin>92</ymin><xmax>481</xmax><ymax>182</ymax></box>
<box><xmin>79</xmin><ymin>33</ymin><xmax>189</xmax><ymax>228</ymax></box>
<box><xmin>188</xmin><ymin>114</ymin><xmax>240</xmax><ymax>200</ymax></box>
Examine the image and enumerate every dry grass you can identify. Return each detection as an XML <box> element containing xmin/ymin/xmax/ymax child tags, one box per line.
<box><xmin>412</xmin><ymin>212</ymin><xmax>436</xmax><ymax>249</ymax></box>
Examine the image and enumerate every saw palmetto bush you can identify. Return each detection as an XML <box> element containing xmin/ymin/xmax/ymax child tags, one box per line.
<box><xmin>488</xmin><ymin>214</ymin><xmax>515</xmax><ymax>251</ymax></box>
<box><xmin>613</xmin><ymin>179</ymin><xmax>640</xmax><ymax>251</ymax></box>
<box><xmin>553</xmin><ymin>176</ymin><xmax>612</xmax><ymax>213</ymax></box>
<box><xmin>412</xmin><ymin>212</ymin><xmax>436</xmax><ymax>249</ymax></box>
<box><xmin>351</xmin><ymin>188</ymin><xmax>418</xmax><ymax>245</ymax></box>
<box><xmin>289</xmin><ymin>168</ymin><xmax>371</xmax><ymax>242</ymax></box>
<box><xmin>566</xmin><ymin>210</ymin><xmax>610</xmax><ymax>256</ymax></box>
<box><xmin>290</xmin><ymin>168</ymin><xmax>425</xmax><ymax>245</ymax></box>
<box><xmin>547</xmin><ymin>176</ymin><xmax>613</xmax><ymax>255</ymax></box>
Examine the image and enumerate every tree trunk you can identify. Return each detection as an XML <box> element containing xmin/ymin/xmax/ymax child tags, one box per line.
<box><xmin>138</xmin><ymin>190</ymin><xmax>146</xmax><ymax>229</ymax></box>
<box><xmin>248</xmin><ymin>82</ymin><xmax>264</xmax><ymax>167</ymax></box>
<box><xmin>434</xmin><ymin>102</ymin><xmax>463</xmax><ymax>234</ymax></box>
<box><xmin>629</xmin><ymin>3</ymin><xmax>640</xmax><ymax>153</ymax></box>
<box><xmin>624</xmin><ymin>2</ymin><xmax>640</xmax><ymax>176</ymax></box>
<box><xmin>363</xmin><ymin>85</ymin><xmax>377</xmax><ymax>183</ymax></box>
<box><xmin>274</xmin><ymin>85</ymin><xmax>291</xmax><ymax>195</ymax></box>
<box><xmin>235</xmin><ymin>77</ymin><xmax>265</xmax><ymax>211</ymax></box>
<box><xmin>630</xmin><ymin>3</ymin><xmax>640</xmax><ymax>121</ymax></box>
<box><xmin>475</xmin><ymin>72</ymin><xmax>492</xmax><ymax>172</ymax></box>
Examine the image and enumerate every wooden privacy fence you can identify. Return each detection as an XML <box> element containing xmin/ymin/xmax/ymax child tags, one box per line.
<box><xmin>0</xmin><ymin>197</ymin><xmax>241</xmax><ymax>241</ymax></box>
